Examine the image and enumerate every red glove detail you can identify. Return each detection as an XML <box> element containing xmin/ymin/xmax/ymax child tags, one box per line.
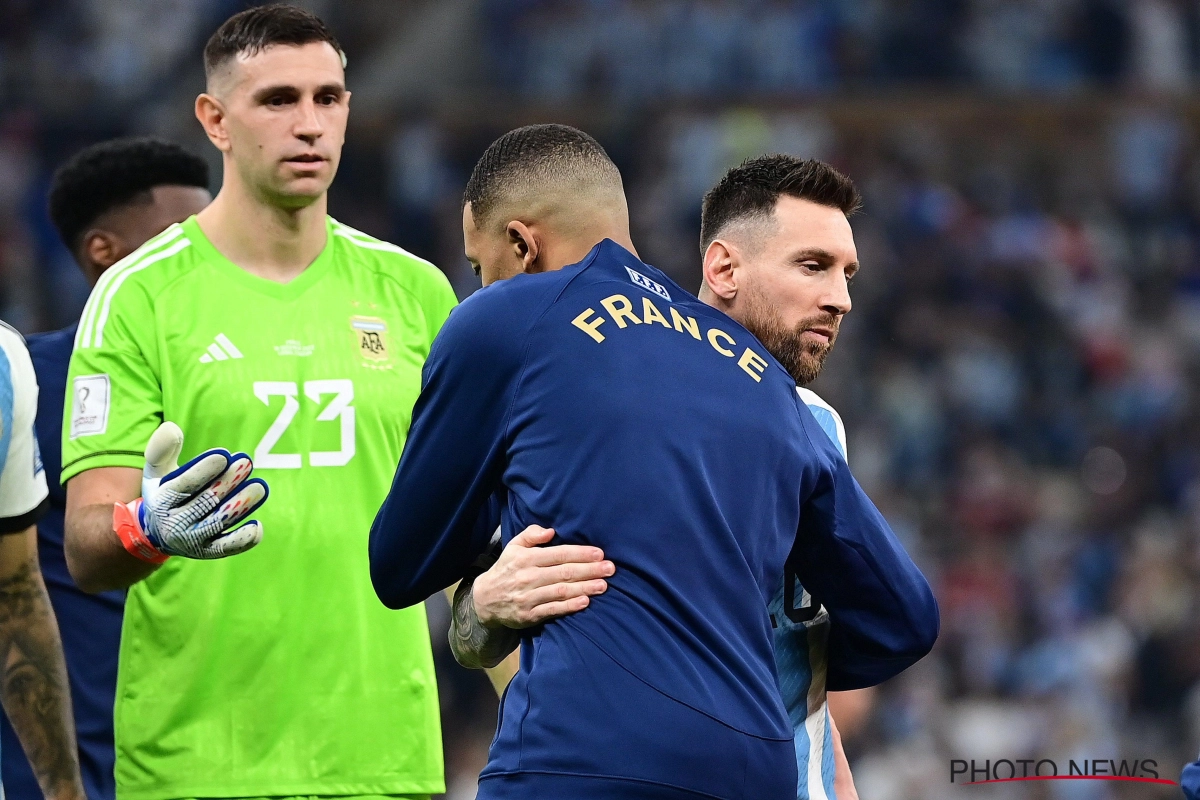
<box><xmin>113</xmin><ymin>501</ymin><xmax>169</xmax><ymax>565</ymax></box>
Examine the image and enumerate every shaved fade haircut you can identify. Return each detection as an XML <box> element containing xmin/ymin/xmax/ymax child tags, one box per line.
<box><xmin>204</xmin><ymin>3</ymin><xmax>345</xmax><ymax>83</ymax></box>
<box><xmin>48</xmin><ymin>137</ymin><xmax>209</xmax><ymax>252</ymax></box>
<box><xmin>463</xmin><ymin>124</ymin><xmax>623</xmax><ymax>230</ymax></box>
<box><xmin>700</xmin><ymin>155</ymin><xmax>861</xmax><ymax>252</ymax></box>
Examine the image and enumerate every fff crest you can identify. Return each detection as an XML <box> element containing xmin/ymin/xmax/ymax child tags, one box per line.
<box><xmin>625</xmin><ymin>266</ymin><xmax>671</xmax><ymax>302</ymax></box>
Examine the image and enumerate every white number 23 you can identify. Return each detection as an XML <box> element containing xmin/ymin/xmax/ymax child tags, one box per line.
<box><xmin>252</xmin><ymin>380</ymin><xmax>355</xmax><ymax>469</ymax></box>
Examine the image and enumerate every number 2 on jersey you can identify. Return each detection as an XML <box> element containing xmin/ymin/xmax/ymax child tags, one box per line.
<box><xmin>253</xmin><ymin>380</ymin><xmax>355</xmax><ymax>468</ymax></box>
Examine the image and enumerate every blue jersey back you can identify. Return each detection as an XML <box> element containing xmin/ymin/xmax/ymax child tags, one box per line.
<box><xmin>496</xmin><ymin>246</ymin><xmax>819</xmax><ymax>743</ymax></box>
<box><xmin>372</xmin><ymin>240</ymin><xmax>935</xmax><ymax>799</ymax></box>
<box><xmin>0</xmin><ymin>324</ymin><xmax>122</xmax><ymax>800</ymax></box>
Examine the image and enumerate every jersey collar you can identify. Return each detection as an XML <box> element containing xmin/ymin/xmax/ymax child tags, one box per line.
<box><xmin>181</xmin><ymin>215</ymin><xmax>336</xmax><ymax>301</ymax></box>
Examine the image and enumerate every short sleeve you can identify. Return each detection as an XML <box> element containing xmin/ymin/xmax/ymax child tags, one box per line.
<box><xmin>61</xmin><ymin>279</ymin><xmax>163</xmax><ymax>483</ymax></box>
<box><xmin>0</xmin><ymin>324</ymin><xmax>48</xmax><ymax>531</ymax></box>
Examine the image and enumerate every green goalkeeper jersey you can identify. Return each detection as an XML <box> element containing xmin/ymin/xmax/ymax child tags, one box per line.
<box><xmin>62</xmin><ymin>216</ymin><xmax>457</xmax><ymax>800</ymax></box>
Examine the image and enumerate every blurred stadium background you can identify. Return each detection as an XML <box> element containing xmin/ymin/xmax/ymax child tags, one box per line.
<box><xmin>5</xmin><ymin>0</ymin><xmax>1200</xmax><ymax>797</ymax></box>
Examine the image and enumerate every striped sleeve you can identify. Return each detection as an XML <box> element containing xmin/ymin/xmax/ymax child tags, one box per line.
<box><xmin>786</xmin><ymin>387</ymin><xmax>846</xmax><ymax>800</ymax></box>
<box><xmin>0</xmin><ymin>323</ymin><xmax>48</xmax><ymax>530</ymax></box>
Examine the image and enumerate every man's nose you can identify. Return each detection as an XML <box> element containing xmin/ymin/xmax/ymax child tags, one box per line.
<box><xmin>294</xmin><ymin>99</ymin><xmax>323</xmax><ymax>141</ymax></box>
<box><xmin>821</xmin><ymin>272</ymin><xmax>852</xmax><ymax>317</ymax></box>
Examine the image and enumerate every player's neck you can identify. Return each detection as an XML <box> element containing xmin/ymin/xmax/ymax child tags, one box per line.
<box><xmin>698</xmin><ymin>283</ymin><xmax>730</xmax><ymax>315</ymax></box>
<box><xmin>603</xmin><ymin>231</ymin><xmax>638</xmax><ymax>259</ymax></box>
<box><xmin>195</xmin><ymin>187</ymin><xmax>329</xmax><ymax>284</ymax></box>
<box><xmin>546</xmin><ymin>228</ymin><xmax>638</xmax><ymax>272</ymax></box>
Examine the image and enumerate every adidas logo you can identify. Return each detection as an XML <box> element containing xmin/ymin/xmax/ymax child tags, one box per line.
<box><xmin>199</xmin><ymin>334</ymin><xmax>244</xmax><ymax>363</ymax></box>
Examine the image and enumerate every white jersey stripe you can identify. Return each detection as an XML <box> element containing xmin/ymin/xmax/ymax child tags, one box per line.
<box><xmin>804</xmin><ymin>711</ymin><xmax>830</xmax><ymax>800</ymax></box>
<box><xmin>332</xmin><ymin>222</ymin><xmax>393</xmax><ymax>245</ymax></box>
<box><xmin>90</xmin><ymin>238</ymin><xmax>191</xmax><ymax>348</ymax></box>
<box><xmin>77</xmin><ymin>224</ymin><xmax>182</xmax><ymax>345</ymax></box>
<box><xmin>77</xmin><ymin>225</ymin><xmax>184</xmax><ymax>348</ymax></box>
<box><xmin>805</xmin><ymin>621</ymin><xmax>831</xmax><ymax>800</ymax></box>
<box><xmin>332</xmin><ymin>228</ymin><xmax>406</xmax><ymax>253</ymax></box>
<box><xmin>331</xmin><ymin>226</ymin><xmax>437</xmax><ymax>267</ymax></box>
<box><xmin>78</xmin><ymin>226</ymin><xmax>185</xmax><ymax>348</ymax></box>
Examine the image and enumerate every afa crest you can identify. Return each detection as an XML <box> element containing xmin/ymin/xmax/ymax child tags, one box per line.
<box><xmin>351</xmin><ymin>316</ymin><xmax>390</xmax><ymax>366</ymax></box>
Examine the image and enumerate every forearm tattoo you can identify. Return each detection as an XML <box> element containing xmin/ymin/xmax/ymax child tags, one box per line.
<box><xmin>0</xmin><ymin>557</ymin><xmax>81</xmax><ymax>799</ymax></box>
<box><xmin>450</xmin><ymin>575</ymin><xmax>520</xmax><ymax>670</ymax></box>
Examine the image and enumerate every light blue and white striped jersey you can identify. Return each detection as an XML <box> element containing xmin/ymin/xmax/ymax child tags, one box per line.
<box><xmin>772</xmin><ymin>387</ymin><xmax>847</xmax><ymax>800</ymax></box>
<box><xmin>0</xmin><ymin>322</ymin><xmax>47</xmax><ymax>528</ymax></box>
<box><xmin>0</xmin><ymin>320</ymin><xmax>49</xmax><ymax>791</ymax></box>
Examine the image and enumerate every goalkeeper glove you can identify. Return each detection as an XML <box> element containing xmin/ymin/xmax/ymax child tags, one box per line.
<box><xmin>113</xmin><ymin>421</ymin><xmax>268</xmax><ymax>562</ymax></box>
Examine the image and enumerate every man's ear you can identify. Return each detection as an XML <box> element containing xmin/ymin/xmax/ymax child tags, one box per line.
<box><xmin>81</xmin><ymin>230</ymin><xmax>124</xmax><ymax>277</ymax></box>
<box><xmin>195</xmin><ymin>93</ymin><xmax>231</xmax><ymax>153</ymax></box>
<box><xmin>702</xmin><ymin>239</ymin><xmax>738</xmax><ymax>301</ymax></box>
<box><xmin>507</xmin><ymin>221</ymin><xmax>540</xmax><ymax>274</ymax></box>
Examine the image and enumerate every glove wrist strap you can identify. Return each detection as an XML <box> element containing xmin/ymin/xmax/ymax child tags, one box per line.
<box><xmin>113</xmin><ymin>502</ymin><xmax>169</xmax><ymax>565</ymax></box>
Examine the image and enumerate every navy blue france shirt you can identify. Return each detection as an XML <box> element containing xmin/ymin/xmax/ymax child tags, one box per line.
<box><xmin>1</xmin><ymin>325</ymin><xmax>122</xmax><ymax>800</ymax></box>
<box><xmin>371</xmin><ymin>241</ymin><xmax>938</xmax><ymax>798</ymax></box>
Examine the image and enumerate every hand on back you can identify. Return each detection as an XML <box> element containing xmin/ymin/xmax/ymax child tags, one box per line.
<box><xmin>472</xmin><ymin>525</ymin><xmax>614</xmax><ymax>629</ymax></box>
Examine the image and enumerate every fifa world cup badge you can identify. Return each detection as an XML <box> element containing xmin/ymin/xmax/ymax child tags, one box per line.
<box><xmin>351</xmin><ymin>316</ymin><xmax>391</xmax><ymax>367</ymax></box>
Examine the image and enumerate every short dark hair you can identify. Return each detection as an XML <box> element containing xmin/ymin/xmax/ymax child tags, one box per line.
<box><xmin>464</xmin><ymin>124</ymin><xmax>620</xmax><ymax>227</ymax></box>
<box><xmin>48</xmin><ymin>137</ymin><xmax>209</xmax><ymax>252</ymax></box>
<box><xmin>700</xmin><ymin>155</ymin><xmax>861</xmax><ymax>252</ymax></box>
<box><xmin>204</xmin><ymin>3</ymin><xmax>344</xmax><ymax>81</ymax></box>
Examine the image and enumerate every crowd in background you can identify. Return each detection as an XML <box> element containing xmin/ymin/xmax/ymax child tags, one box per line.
<box><xmin>487</xmin><ymin>0</ymin><xmax>1200</xmax><ymax>100</ymax></box>
<box><xmin>4</xmin><ymin>1</ymin><xmax>1200</xmax><ymax>798</ymax></box>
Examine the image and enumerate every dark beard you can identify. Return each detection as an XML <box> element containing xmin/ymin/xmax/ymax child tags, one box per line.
<box><xmin>739</xmin><ymin>298</ymin><xmax>836</xmax><ymax>386</ymax></box>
